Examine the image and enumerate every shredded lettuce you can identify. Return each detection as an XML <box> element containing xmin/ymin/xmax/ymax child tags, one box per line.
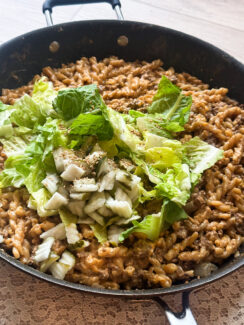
<box><xmin>25</xmin><ymin>161</ymin><xmax>46</xmax><ymax>194</ymax></box>
<box><xmin>70</xmin><ymin>113</ymin><xmax>113</xmax><ymax>140</ymax></box>
<box><xmin>119</xmin><ymin>199</ymin><xmax>188</xmax><ymax>242</ymax></box>
<box><xmin>138</xmin><ymin>183</ymin><xmax>157</xmax><ymax>203</ymax></box>
<box><xmin>161</xmin><ymin>199</ymin><xmax>188</xmax><ymax>229</ymax></box>
<box><xmin>183</xmin><ymin>136</ymin><xmax>224</xmax><ymax>185</ymax></box>
<box><xmin>6</xmin><ymin>118</ymin><xmax>67</xmax><ymax>195</ymax></box>
<box><xmin>147</xmin><ymin>75</ymin><xmax>192</xmax><ymax>131</ymax></box>
<box><xmin>119</xmin><ymin>212</ymin><xmax>163</xmax><ymax>242</ymax></box>
<box><xmin>32</xmin><ymin>78</ymin><xmax>57</xmax><ymax>114</ymax></box>
<box><xmin>108</xmin><ymin>225</ymin><xmax>124</xmax><ymax>246</ymax></box>
<box><xmin>10</xmin><ymin>79</ymin><xmax>56</xmax><ymax>129</ymax></box>
<box><xmin>53</xmin><ymin>84</ymin><xmax>106</xmax><ymax>120</ymax></box>
<box><xmin>59</xmin><ymin>208</ymin><xmax>78</xmax><ymax>226</ymax></box>
<box><xmin>145</xmin><ymin>147</ymin><xmax>182</xmax><ymax>170</ymax></box>
<box><xmin>136</xmin><ymin>115</ymin><xmax>173</xmax><ymax>138</ymax></box>
<box><xmin>25</xmin><ymin>118</ymin><xmax>68</xmax><ymax>171</ymax></box>
<box><xmin>0</xmin><ymin>168</ymin><xmax>25</xmax><ymax>188</ymax></box>
<box><xmin>0</xmin><ymin>153</ymin><xmax>31</xmax><ymax>189</ymax></box>
<box><xmin>99</xmin><ymin>138</ymin><xmax>119</xmax><ymax>157</ymax></box>
<box><xmin>10</xmin><ymin>95</ymin><xmax>46</xmax><ymax>129</ymax></box>
<box><xmin>68</xmin><ymin>239</ymin><xmax>89</xmax><ymax>252</ymax></box>
<box><xmin>0</xmin><ymin>83</ymin><xmax>66</xmax><ymax>193</ymax></box>
<box><xmin>0</xmin><ymin>110</ymin><xmax>13</xmax><ymax>138</ymax></box>
<box><xmin>155</xmin><ymin>163</ymin><xmax>191</xmax><ymax>205</ymax></box>
<box><xmin>144</xmin><ymin>132</ymin><xmax>182</xmax><ymax>150</ymax></box>
<box><xmin>1</xmin><ymin>135</ymin><xmax>31</xmax><ymax>157</ymax></box>
<box><xmin>90</xmin><ymin>224</ymin><xmax>107</xmax><ymax>243</ymax></box>
<box><xmin>102</xmin><ymin>106</ymin><xmax>144</xmax><ymax>153</ymax></box>
<box><xmin>0</xmin><ymin>101</ymin><xmax>9</xmax><ymax>112</ymax></box>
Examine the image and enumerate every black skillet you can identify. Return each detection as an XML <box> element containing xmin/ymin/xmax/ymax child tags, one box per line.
<box><xmin>0</xmin><ymin>1</ymin><xmax>243</xmax><ymax>323</ymax></box>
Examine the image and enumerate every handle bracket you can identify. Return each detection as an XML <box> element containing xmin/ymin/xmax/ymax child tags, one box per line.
<box><xmin>130</xmin><ymin>291</ymin><xmax>197</xmax><ymax>324</ymax></box>
<box><xmin>42</xmin><ymin>0</ymin><xmax>123</xmax><ymax>26</ymax></box>
<box><xmin>153</xmin><ymin>291</ymin><xmax>197</xmax><ymax>325</ymax></box>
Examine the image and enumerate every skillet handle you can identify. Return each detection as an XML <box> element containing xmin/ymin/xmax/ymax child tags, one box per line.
<box><xmin>42</xmin><ymin>0</ymin><xmax>123</xmax><ymax>26</ymax></box>
<box><xmin>153</xmin><ymin>291</ymin><xmax>197</xmax><ymax>325</ymax></box>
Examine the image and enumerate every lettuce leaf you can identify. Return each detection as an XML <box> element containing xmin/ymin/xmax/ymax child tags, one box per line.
<box><xmin>104</xmin><ymin>106</ymin><xmax>144</xmax><ymax>153</ymax></box>
<box><xmin>132</xmin><ymin>154</ymin><xmax>163</xmax><ymax>184</ymax></box>
<box><xmin>183</xmin><ymin>136</ymin><xmax>224</xmax><ymax>185</ymax></box>
<box><xmin>90</xmin><ymin>224</ymin><xmax>107</xmax><ymax>243</ymax></box>
<box><xmin>32</xmin><ymin>78</ymin><xmax>57</xmax><ymax>113</ymax></box>
<box><xmin>0</xmin><ymin>110</ymin><xmax>14</xmax><ymax>138</ymax></box>
<box><xmin>161</xmin><ymin>199</ymin><xmax>188</xmax><ymax>229</ymax></box>
<box><xmin>70</xmin><ymin>113</ymin><xmax>113</xmax><ymax>140</ymax></box>
<box><xmin>144</xmin><ymin>132</ymin><xmax>182</xmax><ymax>150</ymax></box>
<box><xmin>0</xmin><ymin>152</ymin><xmax>33</xmax><ymax>189</ymax></box>
<box><xmin>145</xmin><ymin>147</ymin><xmax>182</xmax><ymax>170</ymax></box>
<box><xmin>25</xmin><ymin>118</ymin><xmax>68</xmax><ymax>172</ymax></box>
<box><xmin>155</xmin><ymin>163</ymin><xmax>191</xmax><ymax>205</ymax></box>
<box><xmin>0</xmin><ymin>168</ymin><xmax>25</xmax><ymax>188</ymax></box>
<box><xmin>11</xmin><ymin>95</ymin><xmax>46</xmax><ymax>129</ymax></box>
<box><xmin>99</xmin><ymin>138</ymin><xmax>119</xmax><ymax>157</ymax></box>
<box><xmin>128</xmin><ymin>109</ymin><xmax>145</xmax><ymax>120</ymax></box>
<box><xmin>10</xmin><ymin>79</ymin><xmax>56</xmax><ymax>129</ymax></box>
<box><xmin>1</xmin><ymin>135</ymin><xmax>32</xmax><ymax>157</ymax></box>
<box><xmin>59</xmin><ymin>208</ymin><xmax>78</xmax><ymax>226</ymax></box>
<box><xmin>147</xmin><ymin>76</ymin><xmax>192</xmax><ymax>130</ymax></box>
<box><xmin>138</xmin><ymin>183</ymin><xmax>157</xmax><ymax>203</ymax></box>
<box><xmin>136</xmin><ymin>115</ymin><xmax>173</xmax><ymax>138</ymax></box>
<box><xmin>53</xmin><ymin>84</ymin><xmax>106</xmax><ymax>120</ymax></box>
<box><xmin>13</xmin><ymin>126</ymin><xmax>33</xmax><ymax>136</ymax></box>
<box><xmin>126</xmin><ymin>77</ymin><xmax>192</xmax><ymax>137</ymax></box>
<box><xmin>4</xmin><ymin>154</ymin><xmax>31</xmax><ymax>176</ymax></box>
<box><xmin>0</xmin><ymin>101</ymin><xmax>9</xmax><ymax>112</ymax></box>
<box><xmin>0</xmin><ymin>119</ymin><xmax>68</xmax><ymax>193</ymax></box>
<box><xmin>119</xmin><ymin>199</ymin><xmax>188</xmax><ymax>242</ymax></box>
<box><xmin>119</xmin><ymin>212</ymin><xmax>163</xmax><ymax>242</ymax></box>
<box><xmin>25</xmin><ymin>161</ymin><xmax>46</xmax><ymax>194</ymax></box>
<box><xmin>144</xmin><ymin>133</ymin><xmax>184</xmax><ymax>170</ymax></box>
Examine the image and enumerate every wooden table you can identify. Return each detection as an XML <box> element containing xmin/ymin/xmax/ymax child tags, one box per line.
<box><xmin>0</xmin><ymin>1</ymin><xmax>243</xmax><ymax>324</ymax></box>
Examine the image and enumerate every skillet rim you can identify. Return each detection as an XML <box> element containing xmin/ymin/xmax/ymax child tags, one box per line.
<box><xmin>0</xmin><ymin>19</ymin><xmax>243</xmax><ymax>296</ymax></box>
<box><xmin>0</xmin><ymin>19</ymin><xmax>243</xmax><ymax>66</ymax></box>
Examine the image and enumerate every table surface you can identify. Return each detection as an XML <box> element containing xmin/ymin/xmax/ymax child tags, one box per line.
<box><xmin>0</xmin><ymin>1</ymin><xmax>243</xmax><ymax>324</ymax></box>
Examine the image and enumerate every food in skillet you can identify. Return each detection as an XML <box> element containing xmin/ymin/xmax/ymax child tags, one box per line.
<box><xmin>0</xmin><ymin>57</ymin><xmax>243</xmax><ymax>289</ymax></box>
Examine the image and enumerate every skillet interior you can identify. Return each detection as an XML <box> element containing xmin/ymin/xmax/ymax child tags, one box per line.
<box><xmin>0</xmin><ymin>20</ymin><xmax>243</xmax><ymax>296</ymax></box>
